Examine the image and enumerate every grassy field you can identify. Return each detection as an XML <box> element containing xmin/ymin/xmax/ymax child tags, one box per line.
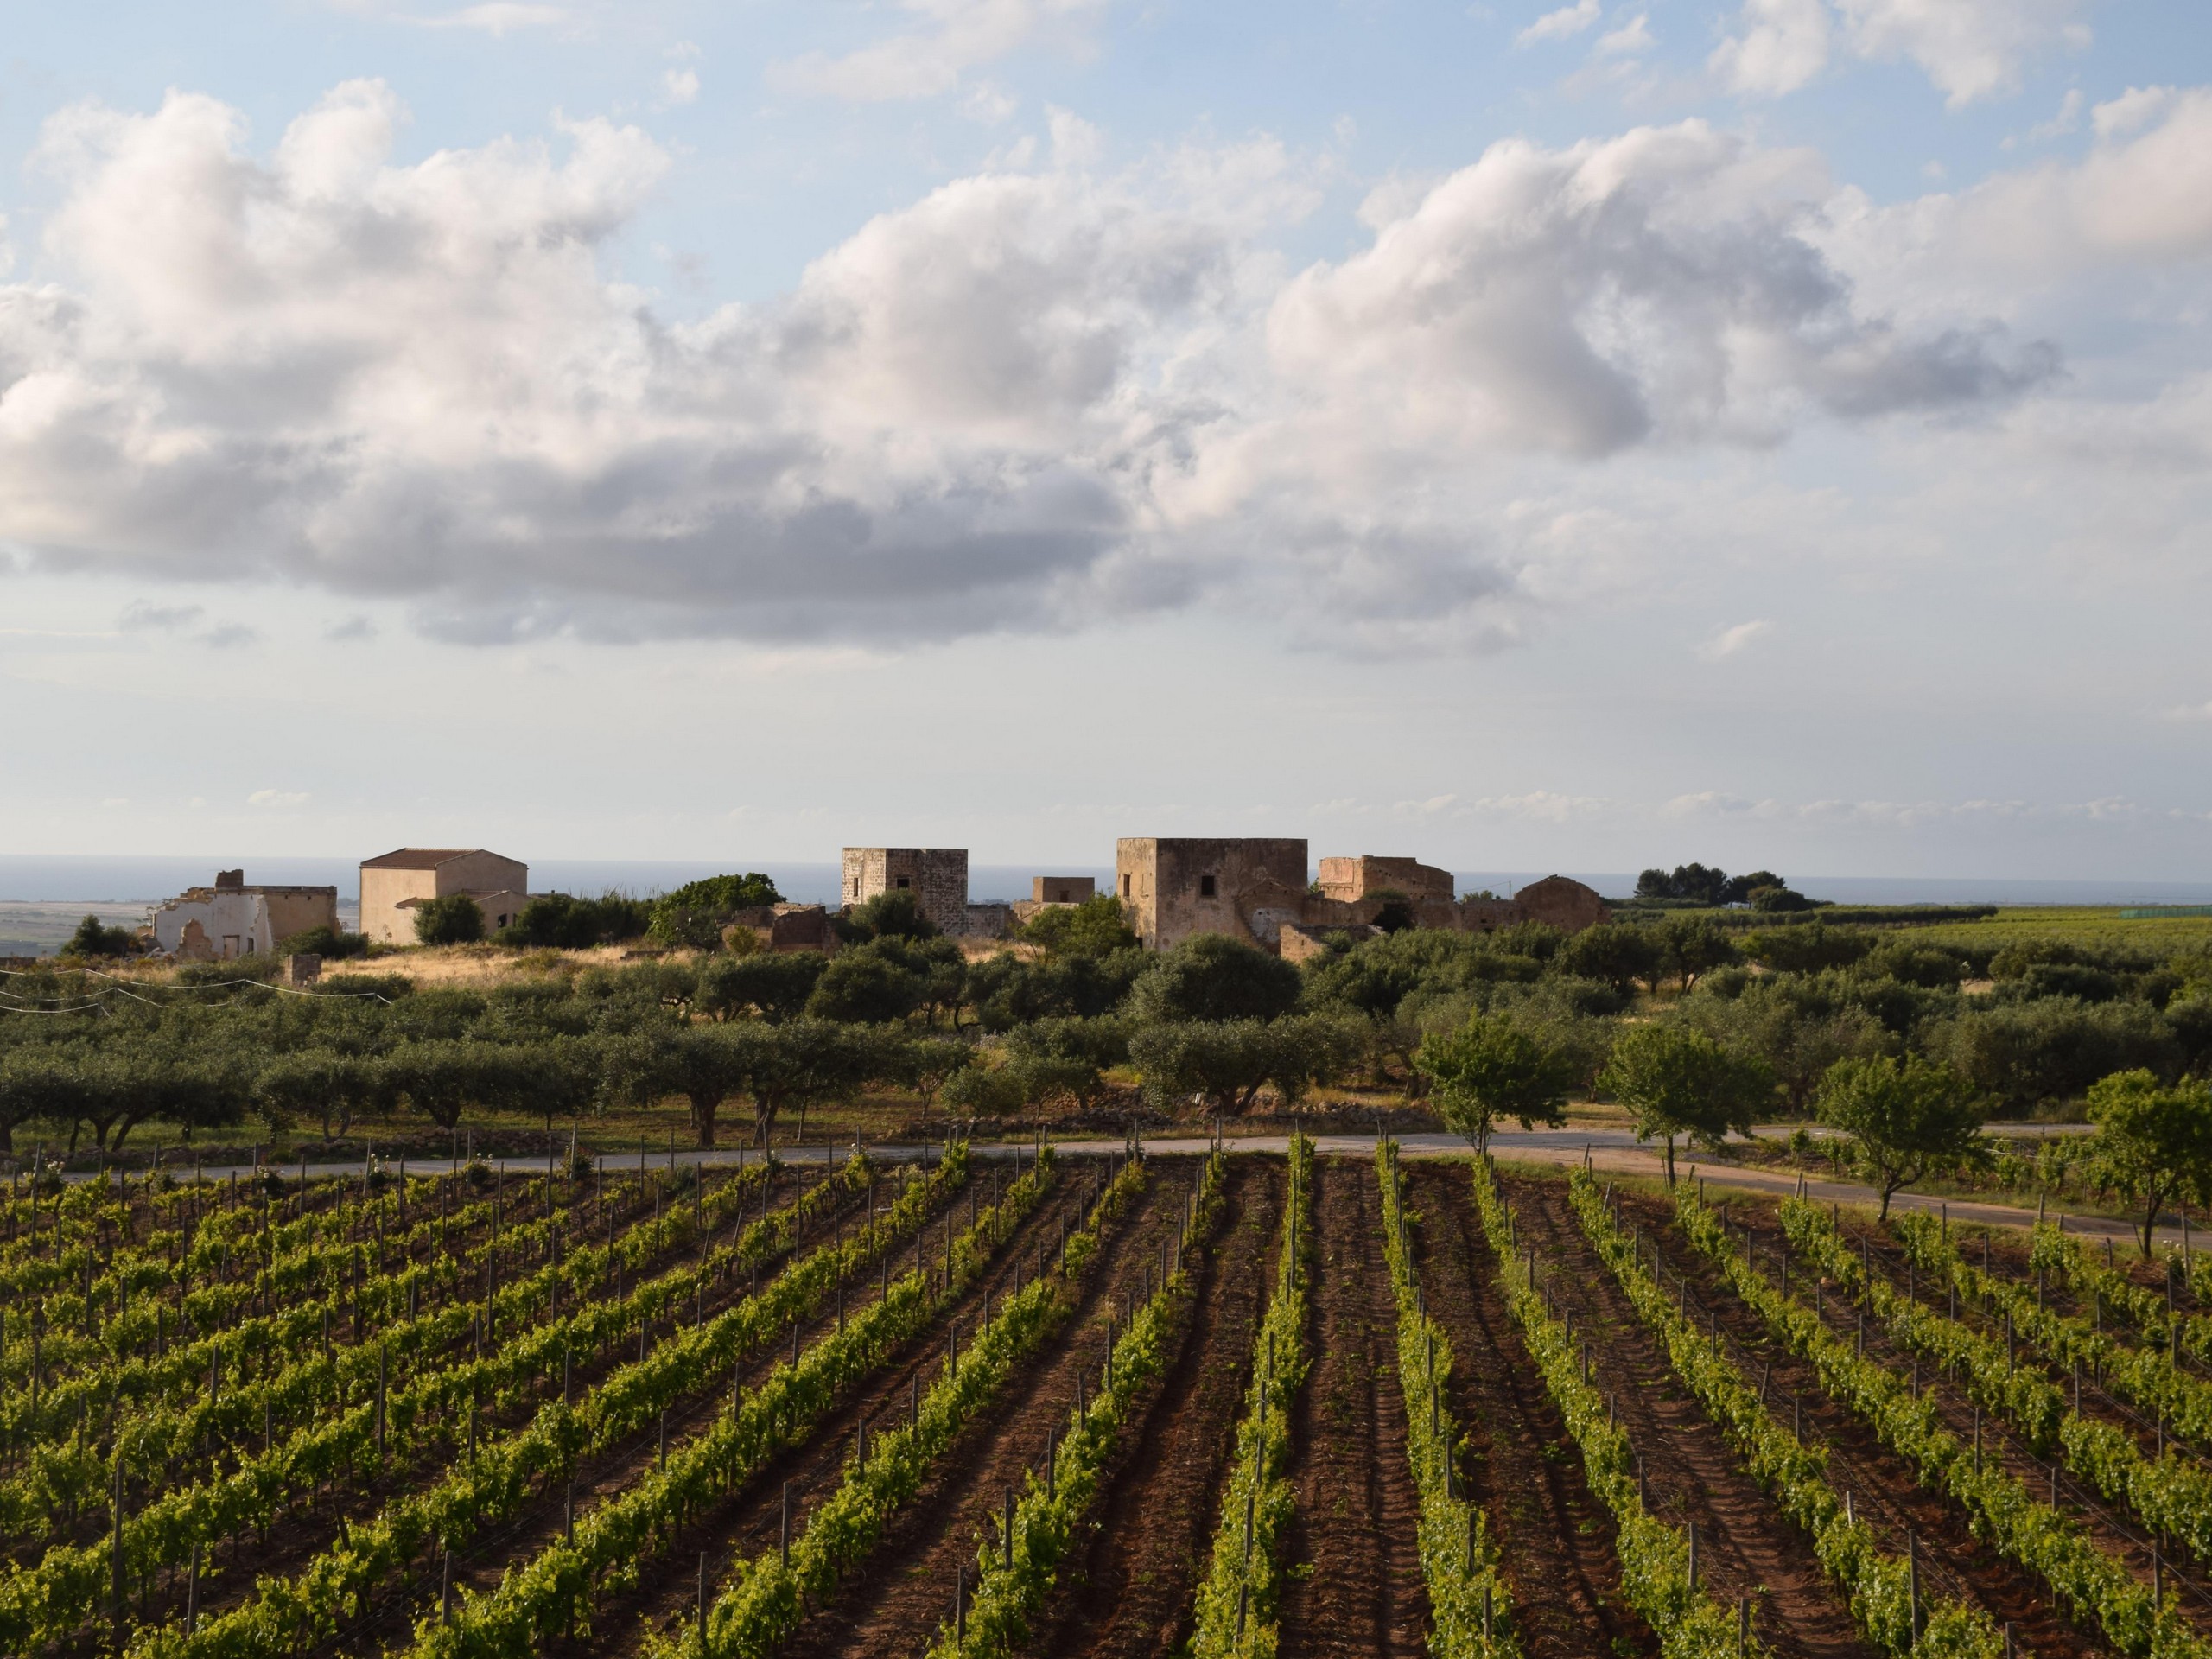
<box><xmin>1904</xmin><ymin>904</ymin><xmax>2212</xmax><ymax>952</ymax></box>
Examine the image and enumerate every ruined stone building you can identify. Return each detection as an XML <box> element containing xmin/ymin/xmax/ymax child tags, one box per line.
<box><xmin>841</xmin><ymin>847</ymin><xmax>1011</xmax><ymax>938</ymax></box>
<box><xmin>359</xmin><ymin>849</ymin><xmax>530</xmax><ymax>945</ymax></box>
<box><xmin>722</xmin><ymin>905</ymin><xmax>839</xmax><ymax>954</ymax></box>
<box><xmin>1116</xmin><ymin>838</ymin><xmax>1313</xmax><ymax>951</ymax></box>
<box><xmin>150</xmin><ymin>870</ymin><xmax>339</xmax><ymax>961</ymax></box>
<box><xmin>1115</xmin><ymin>836</ymin><xmax>1610</xmax><ymax>956</ymax></box>
<box><xmin>1008</xmin><ymin>874</ymin><xmax>1097</xmax><ymax>925</ymax></box>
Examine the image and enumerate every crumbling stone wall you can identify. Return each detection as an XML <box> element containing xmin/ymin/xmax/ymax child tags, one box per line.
<box><xmin>1510</xmin><ymin>874</ymin><xmax>1610</xmax><ymax>932</ymax></box>
<box><xmin>1315</xmin><ymin>855</ymin><xmax>1454</xmax><ymax>906</ymax></box>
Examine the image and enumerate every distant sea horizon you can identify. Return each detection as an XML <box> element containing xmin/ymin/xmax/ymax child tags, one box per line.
<box><xmin>3</xmin><ymin>854</ymin><xmax>2211</xmax><ymax>910</ymax></box>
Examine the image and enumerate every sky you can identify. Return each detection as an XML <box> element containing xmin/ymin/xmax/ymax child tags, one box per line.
<box><xmin>2</xmin><ymin>0</ymin><xmax>2210</xmax><ymax>885</ymax></box>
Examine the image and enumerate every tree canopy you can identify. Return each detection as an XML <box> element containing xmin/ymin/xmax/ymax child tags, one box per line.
<box><xmin>646</xmin><ymin>873</ymin><xmax>784</xmax><ymax>950</ymax></box>
<box><xmin>1599</xmin><ymin>1024</ymin><xmax>1771</xmax><ymax>1185</ymax></box>
<box><xmin>2088</xmin><ymin>1069</ymin><xmax>2212</xmax><ymax>1257</ymax></box>
<box><xmin>1128</xmin><ymin>934</ymin><xmax>1302</xmax><ymax>1024</ymax></box>
<box><xmin>1415</xmin><ymin>1013</ymin><xmax>1574</xmax><ymax>1150</ymax></box>
<box><xmin>1815</xmin><ymin>1052</ymin><xmax>1984</xmax><ymax>1217</ymax></box>
<box><xmin>62</xmin><ymin>915</ymin><xmax>138</xmax><ymax>959</ymax></box>
<box><xmin>412</xmin><ymin>895</ymin><xmax>485</xmax><ymax>947</ymax></box>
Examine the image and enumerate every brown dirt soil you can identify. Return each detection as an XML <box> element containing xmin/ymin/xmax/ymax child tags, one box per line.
<box><xmin>1022</xmin><ymin>1158</ymin><xmax>1284</xmax><ymax>1659</ymax></box>
<box><xmin>1274</xmin><ymin>1158</ymin><xmax>1430</xmax><ymax>1659</ymax></box>
<box><xmin>736</xmin><ymin>1155</ymin><xmax>1208</xmax><ymax>1659</ymax></box>
<box><xmin>1402</xmin><ymin>1165</ymin><xmax>1656</xmax><ymax>1659</ymax></box>
<box><xmin>1506</xmin><ymin>1177</ymin><xmax>1874</xmax><ymax>1659</ymax></box>
<box><xmin>1624</xmin><ymin>1188</ymin><xmax>2104</xmax><ymax>1659</ymax></box>
<box><xmin>596</xmin><ymin>1163</ymin><xmax>1103</xmax><ymax>1657</ymax></box>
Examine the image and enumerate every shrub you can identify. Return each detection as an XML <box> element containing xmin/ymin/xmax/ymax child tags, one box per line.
<box><xmin>1018</xmin><ymin>895</ymin><xmax>1140</xmax><ymax>957</ymax></box>
<box><xmin>274</xmin><ymin>924</ymin><xmax>372</xmax><ymax>960</ymax></box>
<box><xmin>1128</xmin><ymin>934</ymin><xmax>1301</xmax><ymax>1024</ymax></box>
<box><xmin>412</xmin><ymin>893</ymin><xmax>485</xmax><ymax>946</ymax></box>
<box><xmin>499</xmin><ymin>891</ymin><xmax>652</xmax><ymax>950</ymax></box>
<box><xmin>61</xmin><ymin>914</ymin><xmax>137</xmax><ymax>959</ymax></box>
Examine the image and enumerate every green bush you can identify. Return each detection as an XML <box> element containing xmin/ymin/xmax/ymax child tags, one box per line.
<box><xmin>411</xmin><ymin>893</ymin><xmax>485</xmax><ymax>946</ymax></box>
<box><xmin>645</xmin><ymin>873</ymin><xmax>783</xmax><ymax>950</ymax></box>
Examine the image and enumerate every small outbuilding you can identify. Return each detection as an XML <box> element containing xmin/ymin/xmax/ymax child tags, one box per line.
<box><xmin>151</xmin><ymin>869</ymin><xmax>338</xmax><ymax>961</ymax></box>
<box><xmin>359</xmin><ymin>849</ymin><xmax>530</xmax><ymax>945</ymax></box>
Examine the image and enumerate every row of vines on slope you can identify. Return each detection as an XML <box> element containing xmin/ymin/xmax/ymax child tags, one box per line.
<box><xmin>1377</xmin><ymin>1141</ymin><xmax>1516</xmax><ymax>1659</ymax></box>
<box><xmin>1571</xmin><ymin>1172</ymin><xmax>2001</xmax><ymax>1658</ymax></box>
<box><xmin>1677</xmin><ymin>1185</ymin><xmax>2207</xmax><ymax>1659</ymax></box>
<box><xmin>1470</xmin><ymin>1156</ymin><xmax>1770</xmax><ymax>1659</ymax></box>
<box><xmin>1185</xmin><ymin>1134</ymin><xmax>1313</xmax><ymax>1659</ymax></box>
<box><xmin>919</xmin><ymin>1147</ymin><xmax>1230</xmax><ymax>1659</ymax></box>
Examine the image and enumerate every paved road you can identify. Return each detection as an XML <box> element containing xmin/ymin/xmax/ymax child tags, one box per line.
<box><xmin>29</xmin><ymin>1122</ymin><xmax>2179</xmax><ymax>1253</ymax></box>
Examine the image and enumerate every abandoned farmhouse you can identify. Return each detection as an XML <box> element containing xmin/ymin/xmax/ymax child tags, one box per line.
<box><xmin>143</xmin><ymin>840</ymin><xmax>1606</xmax><ymax>962</ymax></box>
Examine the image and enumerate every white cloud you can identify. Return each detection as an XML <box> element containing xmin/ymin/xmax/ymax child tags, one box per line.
<box><xmin>411</xmin><ymin>3</ymin><xmax>567</xmax><ymax>35</ymax></box>
<box><xmin>1839</xmin><ymin>86</ymin><xmax>2212</xmax><ymax>284</ymax></box>
<box><xmin>772</xmin><ymin>0</ymin><xmax>1106</xmax><ymax>104</ymax></box>
<box><xmin>1834</xmin><ymin>0</ymin><xmax>2090</xmax><ymax>107</ymax></box>
<box><xmin>1594</xmin><ymin>13</ymin><xmax>1654</xmax><ymax>55</ymax></box>
<box><xmin>1710</xmin><ymin>0</ymin><xmax>1832</xmax><ymax>97</ymax></box>
<box><xmin>1713</xmin><ymin>0</ymin><xmax>2088</xmax><ymax>106</ymax></box>
<box><xmin>2093</xmin><ymin>84</ymin><xmax>2177</xmax><ymax>140</ymax></box>
<box><xmin>247</xmin><ymin>789</ymin><xmax>310</xmax><ymax>807</ymax></box>
<box><xmin>2020</xmin><ymin>87</ymin><xmax>2083</xmax><ymax>143</ymax></box>
<box><xmin>1697</xmin><ymin>619</ymin><xmax>1770</xmax><ymax>659</ymax></box>
<box><xmin>960</xmin><ymin>82</ymin><xmax>1020</xmax><ymax>124</ymax></box>
<box><xmin>2163</xmin><ymin>700</ymin><xmax>2212</xmax><ymax>723</ymax></box>
<box><xmin>660</xmin><ymin>68</ymin><xmax>700</xmax><ymax>108</ymax></box>
<box><xmin>0</xmin><ymin>86</ymin><xmax>2072</xmax><ymax>655</ymax></box>
<box><xmin>1661</xmin><ymin>791</ymin><xmax>2047</xmax><ymax>826</ymax></box>
<box><xmin>1516</xmin><ymin>0</ymin><xmax>1599</xmax><ymax>46</ymax></box>
<box><xmin>1264</xmin><ymin>121</ymin><xmax>2050</xmax><ymax>461</ymax></box>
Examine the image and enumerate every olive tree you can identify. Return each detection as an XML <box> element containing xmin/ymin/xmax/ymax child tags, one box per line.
<box><xmin>2088</xmin><ymin>1069</ymin><xmax>2212</xmax><ymax>1258</ymax></box>
<box><xmin>1815</xmin><ymin>1053</ymin><xmax>1984</xmax><ymax>1218</ymax></box>
<box><xmin>1128</xmin><ymin>936</ymin><xmax>1302</xmax><ymax>1024</ymax></box>
<box><xmin>1414</xmin><ymin>1014</ymin><xmax>1575</xmax><ymax>1152</ymax></box>
<box><xmin>1599</xmin><ymin>1024</ymin><xmax>1771</xmax><ymax>1186</ymax></box>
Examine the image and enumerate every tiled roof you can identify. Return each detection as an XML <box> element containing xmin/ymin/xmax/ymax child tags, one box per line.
<box><xmin>359</xmin><ymin>849</ymin><xmax>484</xmax><ymax>870</ymax></box>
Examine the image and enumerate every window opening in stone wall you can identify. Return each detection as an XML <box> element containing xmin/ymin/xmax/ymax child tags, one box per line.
<box><xmin>1199</xmin><ymin>874</ymin><xmax>1217</xmax><ymax>897</ymax></box>
<box><xmin>1122</xmin><ymin>874</ymin><xmax>1131</xmax><ymax>898</ymax></box>
<box><xmin>896</xmin><ymin>876</ymin><xmax>910</xmax><ymax>889</ymax></box>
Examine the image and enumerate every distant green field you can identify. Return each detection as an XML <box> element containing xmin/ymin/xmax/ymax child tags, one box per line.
<box><xmin>1907</xmin><ymin>906</ymin><xmax>2212</xmax><ymax>953</ymax></box>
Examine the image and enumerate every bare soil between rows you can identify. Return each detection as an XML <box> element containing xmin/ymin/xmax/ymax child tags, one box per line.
<box><xmin>772</xmin><ymin>1155</ymin><xmax>1207</xmax><ymax>1659</ymax></box>
<box><xmin>1274</xmin><ymin>1158</ymin><xmax>1429</xmax><ymax>1659</ymax></box>
<box><xmin>1403</xmin><ymin>1163</ymin><xmax>1654</xmax><ymax>1659</ymax></box>
<box><xmin>1022</xmin><ymin>1156</ymin><xmax>1284</xmax><ymax>1659</ymax></box>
